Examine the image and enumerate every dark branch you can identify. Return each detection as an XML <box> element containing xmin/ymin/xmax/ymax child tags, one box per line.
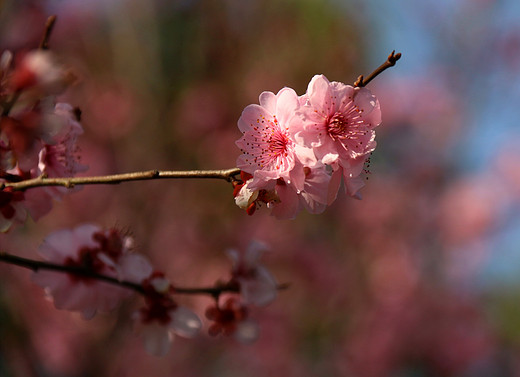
<box><xmin>0</xmin><ymin>251</ymin><xmax>288</xmax><ymax>298</ymax></box>
<box><xmin>39</xmin><ymin>15</ymin><xmax>57</xmax><ymax>50</ymax></box>
<box><xmin>354</xmin><ymin>50</ymin><xmax>402</xmax><ymax>87</ymax></box>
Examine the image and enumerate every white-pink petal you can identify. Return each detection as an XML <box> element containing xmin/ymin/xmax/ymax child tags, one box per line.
<box><xmin>141</xmin><ymin>322</ymin><xmax>173</xmax><ymax>357</ymax></box>
<box><xmin>170</xmin><ymin>307</ymin><xmax>202</xmax><ymax>338</ymax></box>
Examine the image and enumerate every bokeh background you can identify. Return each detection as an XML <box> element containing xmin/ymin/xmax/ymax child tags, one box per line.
<box><xmin>1</xmin><ymin>0</ymin><xmax>520</xmax><ymax>376</ymax></box>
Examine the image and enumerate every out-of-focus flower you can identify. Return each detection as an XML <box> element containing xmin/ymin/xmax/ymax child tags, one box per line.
<box><xmin>0</xmin><ymin>100</ymin><xmax>87</xmax><ymax>231</ymax></box>
<box><xmin>294</xmin><ymin>74</ymin><xmax>381</xmax><ymax>196</ymax></box>
<box><xmin>10</xmin><ymin>50</ymin><xmax>72</xmax><ymax>95</ymax></box>
<box><xmin>0</xmin><ymin>50</ymin><xmax>13</xmax><ymax>94</ymax></box>
<box><xmin>227</xmin><ymin>241</ymin><xmax>277</xmax><ymax>306</ymax></box>
<box><xmin>134</xmin><ymin>273</ymin><xmax>202</xmax><ymax>356</ymax></box>
<box><xmin>32</xmin><ymin>224</ymin><xmax>152</xmax><ymax>319</ymax></box>
<box><xmin>0</xmin><ymin>186</ymin><xmax>27</xmax><ymax>232</ymax></box>
<box><xmin>205</xmin><ymin>297</ymin><xmax>259</xmax><ymax>344</ymax></box>
<box><xmin>38</xmin><ymin>103</ymin><xmax>88</xmax><ymax>196</ymax></box>
<box><xmin>1</xmin><ymin>113</ymin><xmax>43</xmax><ymax>171</ymax></box>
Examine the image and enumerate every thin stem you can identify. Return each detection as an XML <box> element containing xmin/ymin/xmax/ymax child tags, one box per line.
<box><xmin>0</xmin><ymin>251</ymin><xmax>144</xmax><ymax>293</ymax></box>
<box><xmin>0</xmin><ymin>251</ymin><xmax>239</xmax><ymax>297</ymax></box>
<box><xmin>0</xmin><ymin>251</ymin><xmax>289</xmax><ymax>298</ymax></box>
<box><xmin>2</xmin><ymin>167</ymin><xmax>242</xmax><ymax>191</ymax></box>
<box><xmin>353</xmin><ymin>50</ymin><xmax>402</xmax><ymax>87</ymax></box>
<box><xmin>39</xmin><ymin>15</ymin><xmax>57</xmax><ymax>50</ymax></box>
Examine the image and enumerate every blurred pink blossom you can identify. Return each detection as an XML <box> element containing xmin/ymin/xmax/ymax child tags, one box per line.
<box><xmin>38</xmin><ymin>102</ymin><xmax>87</xmax><ymax>179</ymax></box>
<box><xmin>227</xmin><ymin>240</ymin><xmax>277</xmax><ymax>306</ymax></box>
<box><xmin>10</xmin><ymin>50</ymin><xmax>72</xmax><ymax>95</ymax></box>
<box><xmin>134</xmin><ymin>273</ymin><xmax>202</xmax><ymax>356</ymax></box>
<box><xmin>32</xmin><ymin>224</ymin><xmax>152</xmax><ymax>319</ymax></box>
<box><xmin>205</xmin><ymin>296</ymin><xmax>259</xmax><ymax>344</ymax></box>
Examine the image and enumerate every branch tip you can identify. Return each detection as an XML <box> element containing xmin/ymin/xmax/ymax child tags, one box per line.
<box><xmin>354</xmin><ymin>50</ymin><xmax>402</xmax><ymax>87</ymax></box>
<box><xmin>39</xmin><ymin>15</ymin><xmax>57</xmax><ymax>50</ymax></box>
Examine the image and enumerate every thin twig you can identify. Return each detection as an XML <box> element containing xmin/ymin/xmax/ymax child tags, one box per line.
<box><xmin>2</xmin><ymin>167</ymin><xmax>242</xmax><ymax>191</ymax></box>
<box><xmin>0</xmin><ymin>251</ymin><xmax>145</xmax><ymax>293</ymax></box>
<box><xmin>353</xmin><ymin>50</ymin><xmax>402</xmax><ymax>87</ymax></box>
<box><xmin>0</xmin><ymin>251</ymin><xmax>236</xmax><ymax>296</ymax></box>
<box><xmin>0</xmin><ymin>251</ymin><xmax>287</xmax><ymax>297</ymax></box>
<box><xmin>39</xmin><ymin>15</ymin><xmax>57</xmax><ymax>50</ymax></box>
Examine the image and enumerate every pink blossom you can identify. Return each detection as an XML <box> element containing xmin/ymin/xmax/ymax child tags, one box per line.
<box><xmin>234</xmin><ymin>160</ymin><xmax>332</xmax><ymax>219</ymax></box>
<box><xmin>32</xmin><ymin>224</ymin><xmax>152</xmax><ymax>319</ymax></box>
<box><xmin>134</xmin><ymin>273</ymin><xmax>202</xmax><ymax>356</ymax></box>
<box><xmin>205</xmin><ymin>297</ymin><xmax>259</xmax><ymax>344</ymax></box>
<box><xmin>294</xmin><ymin>74</ymin><xmax>381</xmax><ymax>196</ymax></box>
<box><xmin>236</xmin><ymin>88</ymin><xmax>305</xmax><ymax>192</ymax></box>
<box><xmin>0</xmin><ymin>170</ymin><xmax>54</xmax><ymax>232</ymax></box>
<box><xmin>37</xmin><ymin>103</ymin><xmax>88</xmax><ymax>198</ymax></box>
<box><xmin>227</xmin><ymin>241</ymin><xmax>277</xmax><ymax>306</ymax></box>
<box><xmin>1</xmin><ymin>97</ymin><xmax>73</xmax><ymax>173</ymax></box>
<box><xmin>0</xmin><ymin>187</ymin><xmax>27</xmax><ymax>232</ymax></box>
<box><xmin>10</xmin><ymin>50</ymin><xmax>71</xmax><ymax>95</ymax></box>
<box><xmin>1</xmin><ymin>113</ymin><xmax>43</xmax><ymax>172</ymax></box>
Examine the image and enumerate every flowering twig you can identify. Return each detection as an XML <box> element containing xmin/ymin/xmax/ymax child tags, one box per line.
<box><xmin>2</xmin><ymin>167</ymin><xmax>242</xmax><ymax>191</ymax></box>
<box><xmin>353</xmin><ymin>50</ymin><xmax>402</xmax><ymax>87</ymax></box>
<box><xmin>0</xmin><ymin>251</ymin><xmax>242</xmax><ymax>297</ymax></box>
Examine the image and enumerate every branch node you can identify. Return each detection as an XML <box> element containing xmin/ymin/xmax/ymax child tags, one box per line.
<box><xmin>353</xmin><ymin>75</ymin><xmax>364</xmax><ymax>87</ymax></box>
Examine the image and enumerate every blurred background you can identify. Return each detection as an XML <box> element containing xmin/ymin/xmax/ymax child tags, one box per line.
<box><xmin>1</xmin><ymin>0</ymin><xmax>520</xmax><ymax>376</ymax></box>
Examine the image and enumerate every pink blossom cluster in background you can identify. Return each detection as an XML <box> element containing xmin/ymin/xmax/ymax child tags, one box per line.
<box><xmin>0</xmin><ymin>48</ymin><xmax>86</xmax><ymax>231</ymax></box>
<box><xmin>32</xmin><ymin>224</ymin><xmax>278</xmax><ymax>356</ymax></box>
<box><xmin>235</xmin><ymin>75</ymin><xmax>381</xmax><ymax>219</ymax></box>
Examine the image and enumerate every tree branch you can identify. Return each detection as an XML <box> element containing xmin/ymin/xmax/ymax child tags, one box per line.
<box><xmin>2</xmin><ymin>167</ymin><xmax>242</xmax><ymax>191</ymax></box>
<box><xmin>353</xmin><ymin>50</ymin><xmax>402</xmax><ymax>87</ymax></box>
<box><xmin>39</xmin><ymin>15</ymin><xmax>57</xmax><ymax>50</ymax></box>
<box><xmin>0</xmin><ymin>251</ymin><xmax>240</xmax><ymax>297</ymax></box>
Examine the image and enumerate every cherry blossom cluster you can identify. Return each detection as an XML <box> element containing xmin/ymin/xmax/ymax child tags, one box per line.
<box><xmin>31</xmin><ymin>224</ymin><xmax>278</xmax><ymax>356</ymax></box>
<box><xmin>234</xmin><ymin>75</ymin><xmax>381</xmax><ymax>219</ymax></box>
<box><xmin>0</xmin><ymin>48</ymin><xmax>86</xmax><ymax>231</ymax></box>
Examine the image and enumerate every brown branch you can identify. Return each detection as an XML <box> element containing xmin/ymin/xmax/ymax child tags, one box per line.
<box><xmin>39</xmin><ymin>15</ymin><xmax>57</xmax><ymax>50</ymax></box>
<box><xmin>2</xmin><ymin>167</ymin><xmax>242</xmax><ymax>191</ymax></box>
<box><xmin>354</xmin><ymin>50</ymin><xmax>402</xmax><ymax>87</ymax></box>
<box><xmin>0</xmin><ymin>251</ymin><xmax>236</xmax><ymax>297</ymax></box>
<box><xmin>0</xmin><ymin>251</ymin><xmax>287</xmax><ymax>298</ymax></box>
<box><xmin>0</xmin><ymin>251</ymin><xmax>145</xmax><ymax>293</ymax></box>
